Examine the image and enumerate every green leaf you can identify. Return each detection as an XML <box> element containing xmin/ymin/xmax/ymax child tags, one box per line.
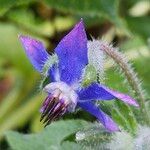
<box><xmin>118</xmin><ymin>102</ymin><xmax>137</xmax><ymax>131</ymax></box>
<box><xmin>0</xmin><ymin>0</ymin><xmax>36</xmax><ymax>17</ymax></box>
<box><xmin>76</xmin><ymin>122</ymin><xmax>112</xmax><ymax>149</ymax></box>
<box><xmin>112</xmin><ymin>101</ymin><xmax>137</xmax><ymax>134</ymax></box>
<box><xmin>0</xmin><ymin>93</ymin><xmax>44</xmax><ymax>140</ymax></box>
<box><xmin>127</xmin><ymin>16</ymin><xmax>150</xmax><ymax>40</ymax></box>
<box><xmin>112</xmin><ymin>108</ymin><xmax>130</xmax><ymax>129</ymax></box>
<box><xmin>61</xmin><ymin>141</ymin><xmax>83</xmax><ymax>150</ymax></box>
<box><xmin>44</xmin><ymin>0</ymin><xmax>129</xmax><ymax>33</ymax></box>
<box><xmin>120</xmin><ymin>36</ymin><xmax>146</xmax><ymax>51</ymax></box>
<box><xmin>0</xmin><ymin>23</ymin><xmax>34</xmax><ymax>75</ymax></box>
<box><xmin>5</xmin><ymin>120</ymin><xmax>88</xmax><ymax>150</ymax></box>
<box><xmin>0</xmin><ymin>82</ymin><xmax>20</xmax><ymax>122</ymax></box>
<box><xmin>6</xmin><ymin>8</ymin><xmax>55</xmax><ymax>37</ymax></box>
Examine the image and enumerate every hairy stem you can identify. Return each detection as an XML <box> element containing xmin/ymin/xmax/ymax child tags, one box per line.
<box><xmin>101</xmin><ymin>43</ymin><xmax>150</xmax><ymax>125</ymax></box>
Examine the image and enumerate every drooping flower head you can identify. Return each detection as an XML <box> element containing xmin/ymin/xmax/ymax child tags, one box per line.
<box><xmin>19</xmin><ymin>20</ymin><xmax>139</xmax><ymax>132</ymax></box>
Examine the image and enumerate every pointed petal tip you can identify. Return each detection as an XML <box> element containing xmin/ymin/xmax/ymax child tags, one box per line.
<box><xmin>136</xmin><ymin>103</ymin><xmax>140</xmax><ymax>107</ymax></box>
<box><xmin>103</xmin><ymin>120</ymin><xmax>120</xmax><ymax>132</ymax></box>
<box><xmin>18</xmin><ymin>35</ymin><xmax>33</xmax><ymax>46</ymax></box>
<box><xmin>74</xmin><ymin>19</ymin><xmax>85</xmax><ymax>31</ymax></box>
<box><xmin>18</xmin><ymin>34</ymin><xmax>23</xmax><ymax>39</ymax></box>
<box><xmin>79</xmin><ymin>18</ymin><xmax>84</xmax><ymax>24</ymax></box>
<box><xmin>100</xmin><ymin>85</ymin><xmax>139</xmax><ymax>107</ymax></box>
<box><xmin>117</xmin><ymin>95</ymin><xmax>139</xmax><ymax>107</ymax></box>
<box><xmin>131</xmin><ymin>100</ymin><xmax>139</xmax><ymax>107</ymax></box>
<box><xmin>18</xmin><ymin>35</ymin><xmax>24</xmax><ymax>43</ymax></box>
<box><xmin>18</xmin><ymin>34</ymin><xmax>29</xmax><ymax>42</ymax></box>
<box><xmin>80</xmin><ymin>18</ymin><xmax>83</xmax><ymax>21</ymax></box>
<box><xmin>106</xmin><ymin>124</ymin><xmax>120</xmax><ymax>132</ymax></box>
<box><xmin>18</xmin><ymin>34</ymin><xmax>49</xmax><ymax>72</ymax></box>
<box><xmin>18</xmin><ymin>34</ymin><xmax>44</xmax><ymax>50</ymax></box>
<box><xmin>19</xmin><ymin>35</ymin><xmax>42</xmax><ymax>44</ymax></box>
<box><xmin>19</xmin><ymin>35</ymin><xmax>36</xmax><ymax>44</ymax></box>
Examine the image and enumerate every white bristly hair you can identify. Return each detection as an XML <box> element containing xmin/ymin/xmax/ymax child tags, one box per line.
<box><xmin>87</xmin><ymin>39</ymin><xmax>105</xmax><ymax>81</ymax></box>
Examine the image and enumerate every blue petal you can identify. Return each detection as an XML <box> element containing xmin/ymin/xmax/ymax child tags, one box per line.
<box><xmin>78</xmin><ymin>101</ymin><xmax>119</xmax><ymax>132</ymax></box>
<box><xmin>55</xmin><ymin>20</ymin><xmax>88</xmax><ymax>85</ymax></box>
<box><xmin>19</xmin><ymin>35</ymin><xmax>49</xmax><ymax>72</ymax></box>
<box><xmin>78</xmin><ymin>83</ymin><xmax>115</xmax><ymax>100</ymax></box>
<box><xmin>78</xmin><ymin>83</ymin><xmax>139</xmax><ymax>107</ymax></box>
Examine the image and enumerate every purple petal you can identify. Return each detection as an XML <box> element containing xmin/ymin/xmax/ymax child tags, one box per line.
<box><xmin>77</xmin><ymin>83</ymin><xmax>139</xmax><ymax>107</ymax></box>
<box><xmin>55</xmin><ymin>20</ymin><xmax>88</xmax><ymax>85</ymax></box>
<box><xmin>78</xmin><ymin>101</ymin><xmax>119</xmax><ymax>132</ymax></box>
<box><xmin>78</xmin><ymin>83</ymin><xmax>115</xmax><ymax>101</ymax></box>
<box><xmin>101</xmin><ymin>84</ymin><xmax>139</xmax><ymax>107</ymax></box>
<box><xmin>19</xmin><ymin>35</ymin><xmax>49</xmax><ymax>72</ymax></box>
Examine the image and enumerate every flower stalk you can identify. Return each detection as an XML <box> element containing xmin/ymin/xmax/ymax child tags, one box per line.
<box><xmin>101</xmin><ymin>43</ymin><xmax>150</xmax><ymax>125</ymax></box>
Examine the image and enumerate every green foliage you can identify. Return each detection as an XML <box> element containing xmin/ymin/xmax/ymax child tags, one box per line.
<box><xmin>0</xmin><ymin>23</ymin><xmax>33</xmax><ymax>75</ymax></box>
<box><xmin>112</xmin><ymin>101</ymin><xmax>137</xmax><ymax>134</ymax></box>
<box><xmin>0</xmin><ymin>0</ymin><xmax>37</xmax><ymax>17</ymax></box>
<box><xmin>127</xmin><ymin>16</ymin><xmax>150</xmax><ymax>40</ymax></box>
<box><xmin>7</xmin><ymin>8</ymin><xmax>54</xmax><ymax>37</ymax></box>
<box><xmin>44</xmin><ymin>0</ymin><xmax>128</xmax><ymax>32</ymax></box>
<box><xmin>5</xmin><ymin>120</ymin><xmax>88</xmax><ymax>150</ymax></box>
<box><xmin>76</xmin><ymin>123</ymin><xmax>112</xmax><ymax>149</ymax></box>
<box><xmin>76</xmin><ymin>125</ymin><xmax>150</xmax><ymax>150</ymax></box>
<box><xmin>44</xmin><ymin>0</ymin><xmax>119</xmax><ymax>19</ymax></box>
<box><xmin>0</xmin><ymin>93</ymin><xmax>44</xmax><ymax>140</ymax></box>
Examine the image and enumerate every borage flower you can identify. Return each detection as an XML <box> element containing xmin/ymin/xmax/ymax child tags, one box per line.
<box><xmin>19</xmin><ymin>20</ymin><xmax>139</xmax><ymax>132</ymax></box>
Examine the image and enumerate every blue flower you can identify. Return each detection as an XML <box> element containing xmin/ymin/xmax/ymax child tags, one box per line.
<box><xmin>19</xmin><ymin>20</ymin><xmax>139</xmax><ymax>132</ymax></box>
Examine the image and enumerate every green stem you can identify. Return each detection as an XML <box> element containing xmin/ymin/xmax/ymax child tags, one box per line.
<box><xmin>101</xmin><ymin>43</ymin><xmax>150</xmax><ymax>125</ymax></box>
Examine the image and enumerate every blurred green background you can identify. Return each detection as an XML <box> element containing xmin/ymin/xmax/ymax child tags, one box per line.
<box><xmin>0</xmin><ymin>0</ymin><xmax>150</xmax><ymax>149</ymax></box>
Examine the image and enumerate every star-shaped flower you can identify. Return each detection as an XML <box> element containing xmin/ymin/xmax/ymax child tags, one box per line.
<box><xmin>19</xmin><ymin>20</ymin><xmax>139</xmax><ymax>132</ymax></box>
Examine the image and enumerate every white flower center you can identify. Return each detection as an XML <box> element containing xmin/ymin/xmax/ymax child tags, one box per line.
<box><xmin>44</xmin><ymin>82</ymin><xmax>78</xmax><ymax>112</ymax></box>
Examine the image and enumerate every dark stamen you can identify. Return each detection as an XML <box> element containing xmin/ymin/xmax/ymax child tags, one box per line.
<box><xmin>42</xmin><ymin>99</ymin><xmax>60</xmax><ymax>124</ymax></box>
<box><xmin>40</xmin><ymin>97</ymin><xmax>59</xmax><ymax>122</ymax></box>
<box><xmin>40</xmin><ymin>95</ymin><xmax>69</xmax><ymax>127</ymax></box>
<box><xmin>44</xmin><ymin>103</ymin><xmax>67</xmax><ymax>127</ymax></box>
